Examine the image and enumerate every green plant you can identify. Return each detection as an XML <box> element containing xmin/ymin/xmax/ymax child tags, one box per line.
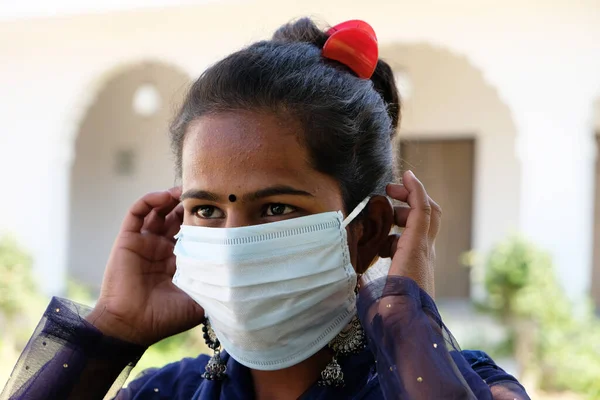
<box><xmin>0</xmin><ymin>236</ymin><xmax>37</xmax><ymax>318</ymax></box>
<box><xmin>0</xmin><ymin>236</ymin><xmax>46</xmax><ymax>344</ymax></box>
<box><xmin>480</xmin><ymin>236</ymin><xmax>600</xmax><ymax>398</ymax></box>
<box><xmin>0</xmin><ymin>236</ymin><xmax>47</xmax><ymax>389</ymax></box>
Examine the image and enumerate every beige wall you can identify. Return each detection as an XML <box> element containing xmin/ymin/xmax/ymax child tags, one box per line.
<box><xmin>595</xmin><ymin>99</ymin><xmax>600</xmax><ymax>132</ymax></box>
<box><xmin>69</xmin><ymin>62</ymin><xmax>189</xmax><ymax>286</ymax></box>
<box><xmin>383</xmin><ymin>44</ymin><xmax>519</xmax><ymax>288</ymax></box>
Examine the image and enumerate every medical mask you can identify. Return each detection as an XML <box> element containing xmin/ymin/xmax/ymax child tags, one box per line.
<box><xmin>172</xmin><ymin>197</ymin><xmax>370</xmax><ymax>371</ymax></box>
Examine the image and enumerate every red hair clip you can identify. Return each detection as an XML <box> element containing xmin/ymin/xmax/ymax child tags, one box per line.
<box><xmin>322</xmin><ymin>20</ymin><xmax>379</xmax><ymax>79</ymax></box>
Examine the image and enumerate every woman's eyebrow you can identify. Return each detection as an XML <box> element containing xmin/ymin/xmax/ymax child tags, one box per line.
<box><xmin>243</xmin><ymin>185</ymin><xmax>314</xmax><ymax>202</ymax></box>
<box><xmin>180</xmin><ymin>185</ymin><xmax>314</xmax><ymax>203</ymax></box>
<box><xmin>180</xmin><ymin>190</ymin><xmax>221</xmax><ymax>202</ymax></box>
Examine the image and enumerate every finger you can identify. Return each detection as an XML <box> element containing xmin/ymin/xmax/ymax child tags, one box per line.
<box><xmin>378</xmin><ymin>234</ymin><xmax>400</xmax><ymax>258</ymax></box>
<box><xmin>142</xmin><ymin>209</ymin><xmax>165</xmax><ymax>235</ymax></box>
<box><xmin>428</xmin><ymin>197</ymin><xmax>442</xmax><ymax>242</ymax></box>
<box><xmin>168</xmin><ymin>186</ymin><xmax>183</xmax><ymax>199</ymax></box>
<box><xmin>145</xmin><ymin>187</ymin><xmax>183</xmax><ymax>235</ymax></box>
<box><xmin>141</xmin><ymin>199</ymin><xmax>181</xmax><ymax>235</ymax></box>
<box><xmin>394</xmin><ymin>170</ymin><xmax>431</xmax><ymax>242</ymax></box>
<box><xmin>165</xmin><ymin>204</ymin><xmax>185</xmax><ymax>240</ymax></box>
<box><xmin>123</xmin><ymin>190</ymin><xmax>180</xmax><ymax>233</ymax></box>
<box><xmin>142</xmin><ymin>195</ymin><xmax>182</xmax><ymax>235</ymax></box>
<box><xmin>150</xmin><ymin>189</ymin><xmax>182</xmax><ymax>220</ymax></box>
<box><xmin>386</xmin><ymin>183</ymin><xmax>409</xmax><ymax>203</ymax></box>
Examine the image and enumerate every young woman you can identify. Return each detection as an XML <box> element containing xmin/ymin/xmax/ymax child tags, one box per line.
<box><xmin>3</xmin><ymin>18</ymin><xmax>529</xmax><ymax>400</ymax></box>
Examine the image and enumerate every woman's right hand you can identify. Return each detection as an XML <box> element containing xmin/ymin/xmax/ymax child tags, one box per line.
<box><xmin>87</xmin><ymin>188</ymin><xmax>205</xmax><ymax>346</ymax></box>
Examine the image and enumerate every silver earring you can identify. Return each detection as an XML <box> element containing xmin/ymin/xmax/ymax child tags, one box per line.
<box><xmin>201</xmin><ymin>317</ymin><xmax>227</xmax><ymax>380</ymax></box>
<box><xmin>319</xmin><ymin>356</ymin><xmax>344</xmax><ymax>387</ymax></box>
<box><xmin>328</xmin><ymin>315</ymin><xmax>366</xmax><ymax>355</ymax></box>
<box><xmin>318</xmin><ymin>315</ymin><xmax>366</xmax><ymax>387</ymax></box>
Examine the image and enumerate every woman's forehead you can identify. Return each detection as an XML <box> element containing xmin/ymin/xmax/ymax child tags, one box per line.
<box><xmin>182</xmin><ymin>112</ymin><xmax>305</xmax><ymax>171</ymax></box>
<box><xmin>180</xmin><ymin>112</ymin><xmax>330</xmax><ymax>195</ymax></box>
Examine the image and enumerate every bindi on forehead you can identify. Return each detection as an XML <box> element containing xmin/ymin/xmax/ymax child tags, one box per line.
<box><xmin>228</xmin><ymin>194</ymin><xmax>237</xmax><ymax>202</ymax></box>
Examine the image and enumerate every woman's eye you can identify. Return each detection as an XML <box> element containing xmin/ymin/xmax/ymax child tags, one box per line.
<box><xmin>193</xmin><ymin>206</ymin><xmax>224</xmax><ymax>219</ymax></box>
<box><xmin>265</xmin><ymin>204</ymin><xmax>296</xmax><ymax>217</ymax></box>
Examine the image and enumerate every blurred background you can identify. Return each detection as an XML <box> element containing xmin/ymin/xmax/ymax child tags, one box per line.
<box><xmin>0</xmin><ymin>0</ymin><xmax>599</xmax><ymax>398</ymax></box>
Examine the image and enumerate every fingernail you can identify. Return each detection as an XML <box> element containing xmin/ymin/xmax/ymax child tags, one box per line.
<box><xmin>407</xmin><ymin>170</ymin><xmax>415</xmax><ymax>177</ymax></box>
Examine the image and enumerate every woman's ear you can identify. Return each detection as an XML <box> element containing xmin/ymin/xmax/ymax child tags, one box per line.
<box><xmin>355</xmin><ymin>195</ymin><xmax>394</xmax><ymax>274</ymax></box>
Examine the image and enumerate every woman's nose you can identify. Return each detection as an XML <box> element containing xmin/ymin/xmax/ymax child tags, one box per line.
<box><xmin>224</xmin><ymin>211</ymin><xmax>255</xmax><ymax>228</ymax></box>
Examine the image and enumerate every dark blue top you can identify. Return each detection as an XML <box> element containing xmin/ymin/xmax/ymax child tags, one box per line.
<box><xmin>116</xmin><ymin>348</ymin><xmax>523</xmax><ymax>399</ymax></box>
<box><xmin>3</xmin><ymin>276</ymin><xmax>530</xmax><ymax>399</ymax></box>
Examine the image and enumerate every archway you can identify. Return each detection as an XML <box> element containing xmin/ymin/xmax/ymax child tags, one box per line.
<box><xmin>380</xmin><ymin>43</ymin><xmax>519</xmax><ymax>299</ymax></box>
<box><xmin>68</xmin><ymin>61</ymin><xmax>190</xmax><ymax>289</ymax></box>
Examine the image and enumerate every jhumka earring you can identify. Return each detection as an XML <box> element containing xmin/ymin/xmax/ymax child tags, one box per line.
<box><xmin>318</xmin><ymin>315</ymin><xmax>367</xmax><ymax>387</ymax></box>
<box><xmin>201</xmin><ymin>317</ymin><xmax>227</xmax><ymax>380</ymax></box>
<box><xmin>319</xmin><ymin>274</ymin><xmax>367</xmax><ymax>387</ymax></box>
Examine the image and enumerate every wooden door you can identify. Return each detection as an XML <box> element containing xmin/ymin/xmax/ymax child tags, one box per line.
<box><xmin>400</xmin><ymin>139</ymin><xmax>475</xmax><ymax>299</ymax></box>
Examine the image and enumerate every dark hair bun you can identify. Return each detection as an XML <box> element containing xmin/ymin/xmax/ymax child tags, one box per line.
<box><xmin>272</xmin><ymin>18</ymin><xmax>328</xmax><ymax>47</ymax></box>
<box><xmin>273</xmin><ymin>18</ymin><xmax>400</xmax><ymax>132</ymax></box>
<box><xmin>372</xmin><ymin>61</ymin><xmax>400</xmax><ymax>131</ymax></box>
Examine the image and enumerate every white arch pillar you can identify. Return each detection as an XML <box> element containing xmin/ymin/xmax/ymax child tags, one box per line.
<box><xmin>0</xmin><ymin>97</ymin><xmax>76</xmax><ymax>298</ymax></box>
<box><xmin>515</xmin><ymin>98</ymin><xmax>597</xmax><ymax>302</ymax></box>
<box><xmin>31</xmin><ymin>136</ymin><xmax>74</xmax><ymax>296</ymax></box>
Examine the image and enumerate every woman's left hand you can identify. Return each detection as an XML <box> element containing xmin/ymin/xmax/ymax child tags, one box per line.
<box><xmin>378</xmin><ymin>170</ymin><xmax>441</xmax><ymax>297</ymax></box>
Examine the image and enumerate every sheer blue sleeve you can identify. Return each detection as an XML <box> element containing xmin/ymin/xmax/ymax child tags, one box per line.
<box><xmin>1</xmin><ymin>297</ymin><xmax>146</xmax><ymax>400</ymax></box>
<box><xmin>462</xmin><ymin>350</ymin><xmax>530</xmax><ymax>399</ymax></box>
<box><xmin>357</xmin><ymin>276</ymin><xmax>530</xmax><ymax>400</ymax></box>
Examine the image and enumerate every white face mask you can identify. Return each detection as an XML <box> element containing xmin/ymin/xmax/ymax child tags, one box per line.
<box><xmin>172</xmin><ymin>197</ymin><xmax>370</xmax><ymax>371</ymax></box>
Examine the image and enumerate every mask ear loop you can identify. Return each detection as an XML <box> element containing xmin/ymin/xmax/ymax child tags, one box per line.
<box><xmin>341</xmin><ymin>197</ymin><xmax>371</xmax><ymax>229</ymax></box>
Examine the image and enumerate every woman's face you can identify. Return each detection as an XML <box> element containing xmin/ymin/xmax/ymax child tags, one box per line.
<box><xmin>180</xmin><ymin>111</ymin><xmax>344</xmax><ymax>229</ymax></box>
<box><xmin>179</xmin><ymin>110</ymin><xmax>393</xmax><ymax>272</ymax></box>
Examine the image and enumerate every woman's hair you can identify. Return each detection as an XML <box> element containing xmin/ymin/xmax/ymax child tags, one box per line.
<box><xmin>170</xmin><ymin>18</ymin><xmax>400</xmax><ymax>212</ymax></box>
